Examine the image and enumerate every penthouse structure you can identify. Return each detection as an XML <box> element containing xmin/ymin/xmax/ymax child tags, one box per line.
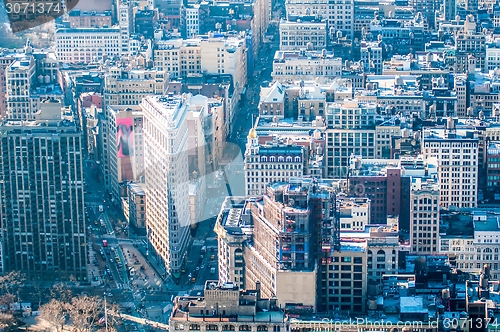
<box><xmin>67</xmin><ymin>9</ymin><xmax>113</xmax><ymax>28</ymax></box>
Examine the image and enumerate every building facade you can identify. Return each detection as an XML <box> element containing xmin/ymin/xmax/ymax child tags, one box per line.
<box><xmin>410</xmin><ymin>177</ymin><xmax>440</xmax><ymax>254</ymax></box>
<box><xmin>103</xmin><ymin>66</ymin><xmax>169</xmax><ymax>107</ymax></box>
<box><xmin>55</xmin><ymin>27</ymin><xmax>121</xmax><ymax>63</ymax></box>
<box><xmin>325</xmin><ymin>99</ymin><xmax>377</xmax><ymax>178</ymax></box>
<box><xmin>244</xmin><ymin>128</ymin><xmax>306</xmax><ymax>196</ymax></box>
<box><xmin>421</xmin><ymin>123</ymin><xmax>479</xmax><ymax>208</ymax></box>
<box><xmin>127</xmin><ymin>182</ymin><xmax>147</xmax><ymax>235</ymax></box>
<box><xmin>284</xmin><ymin>0</ymin><xmax>354</xmax><ymax>39</ymax></box>
<box><xmin>141</xmin><ymin>95</ymin><xmax>191</xmax><ymax>276</ymax></box>
<box><xmin>279</xmin><ymin>19</ymin><xmax>327</xmax><ymax>51</ymax></box>
<box><xmin>0</xmin><ymin>100</ymin><xmax>87</xmax><ymax>281</ymax></box>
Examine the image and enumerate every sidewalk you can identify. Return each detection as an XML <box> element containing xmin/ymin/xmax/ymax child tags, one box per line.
<box><xmin>135</xmin><ymin>244</ymin><xmax>192</xmax><ymax>293</ymax></box>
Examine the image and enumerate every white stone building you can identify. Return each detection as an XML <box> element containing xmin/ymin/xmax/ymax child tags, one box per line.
<box><xmin>421</xmin><ymin>121</ymin><xmax>479</xmax><ymax>208</ymax></box>
<box><xmin>339</xmin><ymin>197</ymin><xmax>370</xmax><ymax>231</ymax></box>
<box><xmin>284</xmin><ymin>0</ymin><xmax>354</xmax><ymax>39</ymax></box>
<box><xmin>104</xmin><ymin>66</ymin><xmax>169</xmax><ymax>107</ymax></box>
<box><xmin>410</xmin><ymin>175</ymin><xmax>440</xmax><ymax>254</ymax></box>
<box><xmin>55</xmin><ymin>27</ymin><xmax>121</xmax><ymax>63</ymax></box>
<box><xmin>279</xmin><ymin>19</ymin><xmax>327</xmax><ymax>51</ymax></box>
<box><xmin>154</xmin><ymin>36</ymin><xmax>247</xmax><ymax>91</ymax></box>
<box><xmin>141</xmin><ymin>95</ymin><xmax>191</xmax><ymax>275</ymax></box>
<box><xmin>439</xmin><ymin>211</ymin><xmax>500</xmax><ymax>280</ymax></box>
<box><xmin>244</xmin><ymin>128</ymin><xmax>306</xmax><ymax>196</ymax></box>
<box><xmin>185</xmin><ymin>5</ymin><xmax>200</xmax><ymax>38</ymax></box>
<box><xmin>272</xmin><ymin>50</ymin><xmax>342</xmax><ymax>82</ymax></box>
<box><xmin>118</xmin><ymin>0</ymin><xmax>134</xmax><ymax>53</ymax></box>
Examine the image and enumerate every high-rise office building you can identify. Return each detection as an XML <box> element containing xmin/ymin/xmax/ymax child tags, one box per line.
<box><xmin>325</xmin><ymin>99</ymin><xmax>377</xmax><ymax>178</ymax></box>
<box><xmin>421</xmin><ymin>119</ymin><xmax>479</xmax><ymax>209</ymax></box>
<box><xmin>141</xmin><ymin>95</ymin><xmax>191</xmax><ymax>277</ymax></box>
<box><xmin>118</xmin><ymin>0</ymin><xmax>134</xmax><ymax>53</ymax></box>
<box><xmin>101</xmin><ymin>105</ymin><xmax>145</xmax><ymax>201</ymax></box>
<box><xmin>0</xmin><ymin>100</ymin><xmax>87</xmax><ymax>281</ymax></box>
<box><xmin>410</xmin><ymin>177</ymin><xmax>440</xmax><ymax>254</ymax></box>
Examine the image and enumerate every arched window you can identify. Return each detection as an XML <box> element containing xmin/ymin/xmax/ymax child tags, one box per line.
<box><xmin>190</xmin><ymin>325</ymin><xmax>201</xmax><ymax>330</ymax></box>
<box><xmin>286</xmin><ymin>156</ymin><xmax>292</xmax><ymax>162</ymax></box>
<box><xmin>239</xmin><ymin>326</ymin><xmax>251</xmax><ymax>331</ymax></box>
<box><xmin>278</xmin><ymin>156</ymin><xmax>284</xmax><ymax>162</ymax></box>
<box><xmin>261</xmin><ymin>156</ymin><xmax>267</xmax><ymax>162</ymax></box>
<box><xmin>257</xmin><ymin>326</ymin><xmax>268</xmax><ymax>332</ymax></box>
<box><xmin>222</xmin><ymin>325</ymin><xmax>235</xmax><ymax>331</ymax></box>
<box><xmin>270</xmin><ymin>156</ymin><xmax>276</xmax><ymax>162</ymax></box>
<box><xmin>294</xmin><ymin>156</ymin><xmax>301</xmax><ymax>162</ymax></box>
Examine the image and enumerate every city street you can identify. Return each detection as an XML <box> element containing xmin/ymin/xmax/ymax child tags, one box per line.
<box><xmin>54</xmin><ymin>21</ymin><xmax>284</xmax><ymax>330</ymax></box>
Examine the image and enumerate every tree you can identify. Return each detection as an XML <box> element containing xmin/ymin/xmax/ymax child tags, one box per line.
<box><xmin>105</xmin><ymin>302</ymin><xmax>123</xmax><ymax>330</ymax></box>
<box><xmin>67</xmin><ymin>295</ymin><xmax>102</xmax><ymax>332</ymax></box>
<box><xmin>50</xmin><ymin>282</ymin><xmax>73</xmax><ymax>303</ymax></box>
<box><xmin>0</xmin><ymin>271</ymin><xmax>24</xmax><ymax>294</ymax></box>
<box><xmin>0</xmin><ymin>312</ymin><xmax>16</xmax><ymax>329</ymax></box>
<box><xmin>38</xmin><ymin>299</ymin><xmax>67</xmax><ymax>332</ymax></box>
<box><xmin>0</xmin><ymin>271</ymin><xmax>24</xmax><ymax>315</ymax></box>
<box><xmin>30</xmin><ymin>283</ymin><xmax>47</xmax><ymax>308</ymax></box>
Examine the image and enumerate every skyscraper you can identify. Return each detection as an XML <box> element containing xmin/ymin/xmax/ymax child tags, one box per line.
<box><xmin>0</xmin><ymin>99</ymin><xmax>87</xmax><ymax>281</ymax></box>
<box><xmin>141</xmin><ymin>95</ymin><xmax>190</xmax><ymax>278</ymax></box>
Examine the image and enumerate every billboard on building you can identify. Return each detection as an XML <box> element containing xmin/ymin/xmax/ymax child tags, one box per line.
<box><xmin>117</xmin><ymin>117</ymin><xmax>134</xmax><ymax>182</ymax></box>
<box><xmin>117</xmin><ymin>118</ymin><xmax>134</xmax><ymax>158</ymax></box>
